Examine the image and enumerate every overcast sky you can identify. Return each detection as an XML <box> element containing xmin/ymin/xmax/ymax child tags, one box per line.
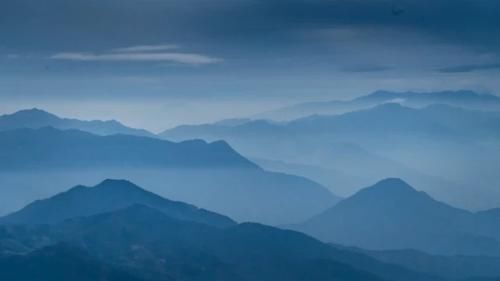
<box><xmin>1</xmin><ymin>0</ymin><xmax>499</xmax><ymax>131</ymax></box>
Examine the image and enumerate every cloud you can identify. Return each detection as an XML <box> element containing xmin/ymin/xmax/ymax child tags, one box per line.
<box><xmin>111</xmin><ymin>44</ymin><xmax>179</xmax><ymax>53</ymax></box>
<box><xmin>438</xmin><ymin>63</ymin><xmax>500</xmax><ymax>73</ymax></box>
<box><xmin>50</xmin><ymin>49</ymin><xmax>221</xmax><ymax>65</ymax></box>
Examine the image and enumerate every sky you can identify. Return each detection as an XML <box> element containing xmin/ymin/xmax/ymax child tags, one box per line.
<box><xmin>1</xmin><ymin>0</ymin><xmax>499</xmax><ymax>131</ymax></box>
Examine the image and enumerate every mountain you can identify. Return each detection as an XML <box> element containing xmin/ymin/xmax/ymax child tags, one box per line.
<box><xmin>0</xmin><ymin>243</ymin><xmax>149</xmax><ymax>281</ymax></box>
<box><xmin>6</xmin><ymin>183</ymin><xmax>500</xmax><ymax>281</ymax></box>
<box><xmin>0</xmin><ymin>179</ymin><xmax>235</xmax><ymax>228</ymax></box>
<box><xmin>164</xmin><ymin>103</ymin><xmax>494</xmax><ymax>143</ymax></box>
<box><xmin>164</xmin><ymin>102</ymin><xmax>500</xmax><ymax>143</ymax></box>
<box><xmin>0</xmin><ymin>131</ymin><xmax>338</xmax><ymax>225</ymax></box>
<box><xmin>282</xmin><ymin>102</ymin><xmax>499</xmax><ymax>142</ymax></box>
<box><xmin>256</xmin><ymin>90</ymin><xmax>500</xmax><ymax>121</ymax></box>
<box><xmin>0</xmin><ymin>127</ymin><xmax>257</xmax><ymax>170</ymax></box>
<box><xmin>0</xmin><ymin>203</ymin><xmax>447</xmax><ymax>281</ymax></box>
<box><xmin>0</xmin><ymin>108</ymin><xmax>154</xmax><ymax>137</ymax></box>
<box><xmin>161</xmin><ymin>103</ymin><xmax>500</xmax><ymax>210</ymax></box>
<box><xmin>292</xmin><ymin>178</ymin><xmax>500</xmax><ymax>256</ymax></box>
<box><xmin>287</xmin><ymin>102</ymin><xmax>452</xmax><ymax>135</ymax></box>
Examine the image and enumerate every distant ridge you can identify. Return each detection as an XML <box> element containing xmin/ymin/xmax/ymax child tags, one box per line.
<box><xmin>256</xmin><ymin>90</ymin><xmax>500</xmax><ymax>121</ymax></box>
<box><xmin>357</xmin><ymin>90</ymin><xmax>500</xmax><ymax>104</ymax></box>
<box><xmin>0</xmin><ymin>108</ymin><xmax>154</xmax><ymax>137</ymax></box>
<box><xmin>163</xmin><ymin>101</ymin><xmax>500</xmax><ymax>143</ymax></box>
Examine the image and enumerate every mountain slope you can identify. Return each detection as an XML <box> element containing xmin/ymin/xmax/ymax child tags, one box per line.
<box><xmin>1</xmin><ymin>204</ymin><xmax>448</xmax><ymax>281</ymax></box>
<box><xmin>0</xmin><ymin>243</ymin><xmax>149</xmax><ymax>281</ymax></box>
<box><xmin>0</xmin><ymin>108</ymin><xmax>154</xmax><ymax>137</ymax></box>
<box><xmin>0</xmin><ymin>179</ymin><xmax>235</xmax><ymax>228</ymax></box>
<box><xmin>293</xmin><ymin>178</ymin><xmax>500</xmax><ymax>256</ymax></box>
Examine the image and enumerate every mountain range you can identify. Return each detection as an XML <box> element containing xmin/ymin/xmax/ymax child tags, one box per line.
<box><xmin>0</xmin><ymin>108</ymin><xmax>154</xmax><ymax>137</ymax></box>
<box><xmin>1</xmin><ymin>97</ymin><xmax>500</xmax><ymax>280</ymax></box>
<box><xmin>163</xmin><ymin>102</ymin><xmax>500</xmax><ymax>145</ymax></box>
<box><xmin>257</xmin><ymin>90</ymin><xmax>500</xmax><ymax>121</ymax></box>
<box><xmin>161</xmin><ymin>102</ymin><xmax>500</xmax><ymax>210</ymax></box>
<box><xmin>0</xmin><ymin>128</ymin><xmax>339</xmax><ymax>225</ymax></box>
<box><xmin>1</xmin><ymin>179</ymin><xmax>499</xmax><ymax>281</ymax></box>
<box><xmin>292</xmin><ymin>178</ymin><xmax>500</xmax><ymax>256</ymax></box>
<box><xmin>4</xmin><ymin>100</ymin><xmax>499</xmax><ymax>211</ymax></box>
<box><xmin>0</xmin><ymin>180</ymin><xmax>451</xmax><ymax>281</ymax></box>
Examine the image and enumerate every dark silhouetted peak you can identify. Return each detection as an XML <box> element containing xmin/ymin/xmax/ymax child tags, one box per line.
<box><xmin>0</xmin><ymin>179</ymin><xmax>236</xmax><ymax>227</ymax></box>
<box><xmin>59</xmin><ymin>179</ymin><xmax>148</xmax><ymax>200</ymax></box>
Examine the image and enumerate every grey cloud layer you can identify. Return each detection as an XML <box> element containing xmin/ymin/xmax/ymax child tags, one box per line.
<box><xmin>51</xmin><ymin>45</ymin><xmax>221</xmax><ymax>65</ymax></box>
